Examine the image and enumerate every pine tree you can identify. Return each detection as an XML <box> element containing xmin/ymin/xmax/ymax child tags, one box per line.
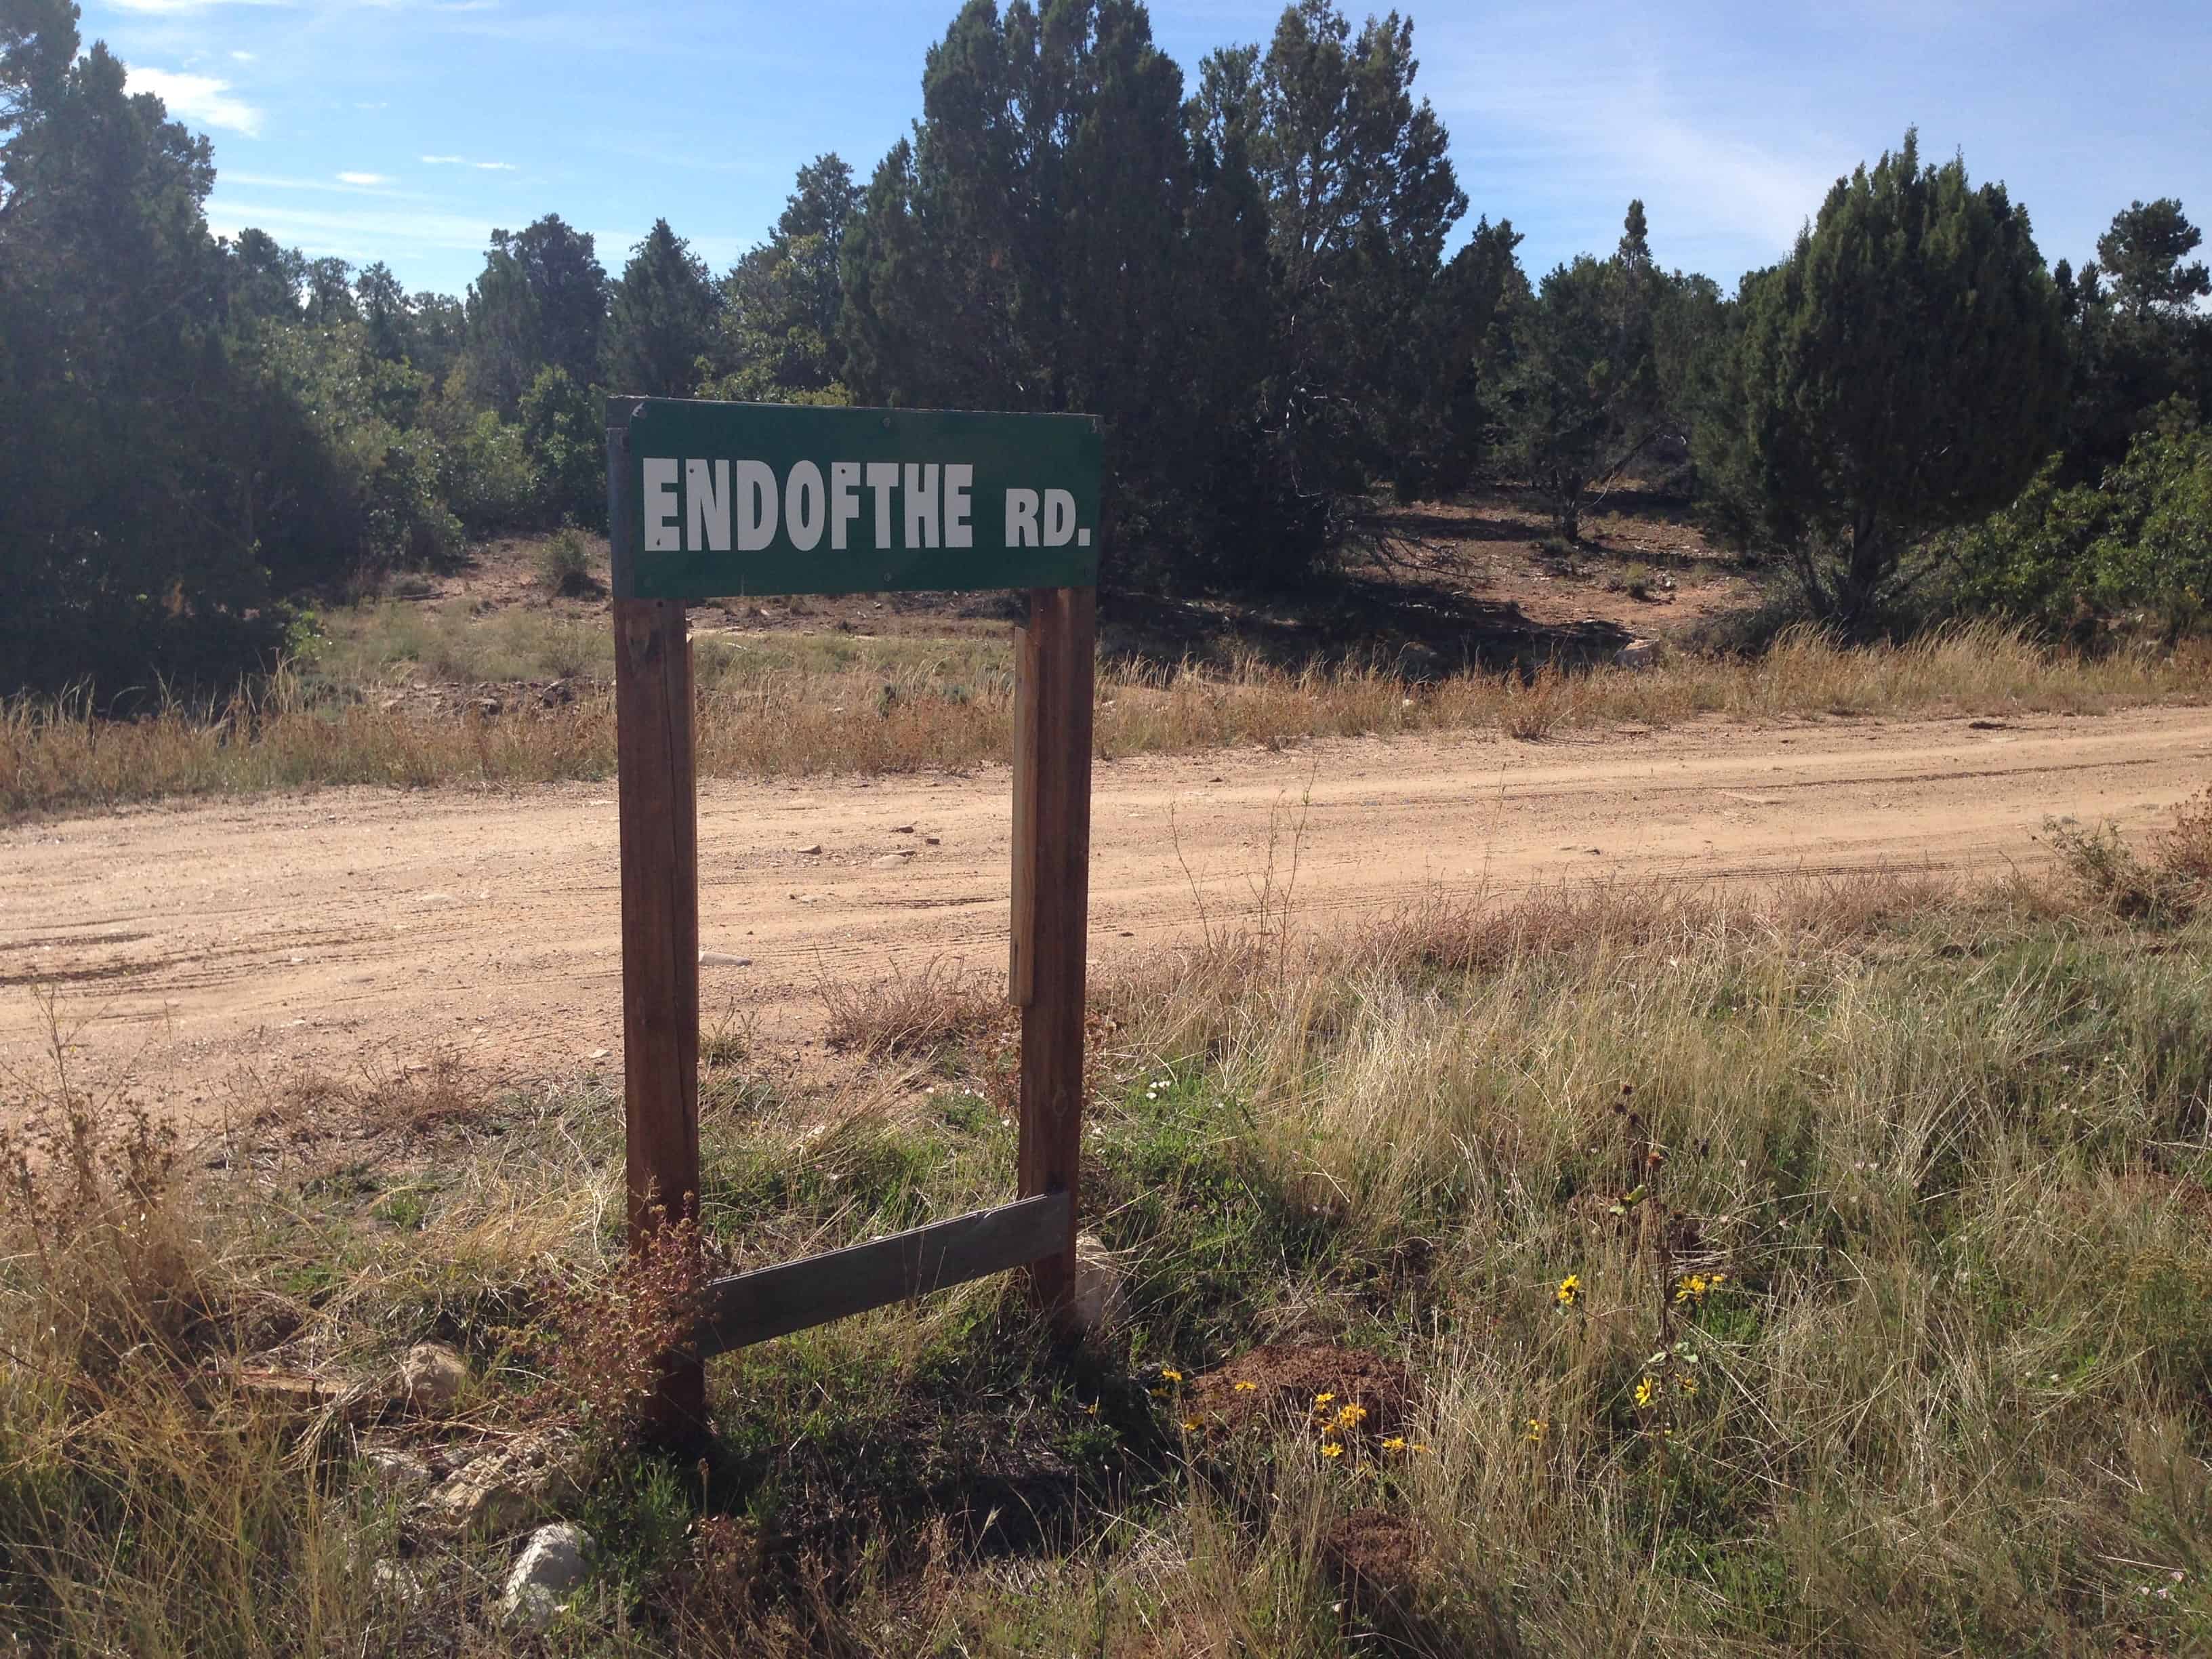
<box><xmin>1233</xmin><ymin>1</ymin><xmax>1466</xmax><ymax>548</ymax></box>
<box><xmin>1698</xmin><ymin>129</ymin><xmax>2068</xmax><ymax>630</ymax></box>
<box><xmin>605</xmin><ymin>218</ymin><xmax>719</xmax><ymax>398</ymax></box>
<box><xmin>462</xmin><ymin>213</ymin><xmax>607</xmax><ymax>414</ymax></box>
<box><xmin>1494</xmin><ymin>203</ymin><xmax>1668</xmax><ymax>538</ymax></box>
<box><xmin>840</xmin><ymin>0</ymin><xmax>1234</xmax><ymax>582</ymax></box>
<box><xmin>705</xmin><ymin>154</ymin><xmax>861</xmax><ymax>403</ymax></box>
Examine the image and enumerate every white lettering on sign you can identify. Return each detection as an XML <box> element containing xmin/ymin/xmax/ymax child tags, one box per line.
<box><xmin>1005</xmin><ymin>487</ymin><xmax>1040</xmax><ymax>548</ymax></box>
<box><xmin>644</xmin><ymin>457</ymin><xmax>680</xmax><ymax>552</ymax></box>
<box><xmin>735</xmin><ymin>459</ymin><xmax>776</xmax><ymax>550</ymax></box>
<box><xmin>945</xmin><ymin>464</ymin><xmax>974</xmax><ymax>550</ymax></box>
<box><xmin>644</xmin><ymin>458</ymin><xmax>1090</xmax><ymax>556</ymax></box>
<box><xmin>686</xmin><ymin>459</ymin><xmax>730</xmax><ymax>553</ymax></box>
<box><xmin>1042</xmin><ymin>488</ymin><xmax>1076</xmax><ymax>548</ymax></box>
<box><xmin>785</xmin><ymin>461</ymin><xmax>825</xmax><ymax>552</ymax></box>
<box><xmin>830</xmin><ymin>462</ymin><xmax>861</xmax><ymax>552</ymax></box>
<box><xmin>901</xmin><ymin>463</ymin><xmax>939</xmax><ymax>550</ymax></box>
<box><xmin>865</xmin><ymin>462</ymin><xmax>897</xmax><ymax>546</ymax></box>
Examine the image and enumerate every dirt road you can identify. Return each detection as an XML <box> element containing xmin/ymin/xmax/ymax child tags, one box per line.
<box><xmin>5</xmin><ymin>706</ymin><xmax>2207</xmax><ymax>1113</ymax></box>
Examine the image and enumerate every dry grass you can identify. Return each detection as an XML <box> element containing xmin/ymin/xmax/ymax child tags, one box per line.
<box><xmin>7</xmin><ymin>804</ymin><xmax>2212</xmax><ymax>1652</ymax></box>
<box><xmin>819</xmin><ymin>957</ymin><xmax>1010</xmax><ymax>1059</ymax></box>
<box><xmin>4</xmin><ymin>621</ymin><xmax>2205</xmax><ymax>818</ymax></box>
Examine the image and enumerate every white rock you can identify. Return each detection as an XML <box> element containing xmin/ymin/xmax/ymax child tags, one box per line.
<box><xmin>422</xmin><ymin>1432</ymin><xmax>584</xmax><ymax>1536</ymax></box>
<box><xmin>1614</xmin><ymin>640</ymin><xmax>1658</xmax><ymax>670</ymax></box>
<box><xmin>361</xmin><ymin>1448</ymin><xmax>435</xmax><ymax>1495</ymax></box>
<box><xmin>796</xmin><ymin>843</ymin><xmax>823</xmax><ymax>855</ymax></box>
<box><xmin>501</xmin><ymin>1523</ymin><xmax>596</xmax><ymax>1635</ymax></box>
<box><xmin>371</xmin><ymin>1558</ymin><xmax>426</xmax><ymax>1607</ymax></box>
<box><xmin>697</xmin><ymin>951</ymin><xmax>752</xmax><ymax>967</ymax></box>
<box><xmin>398</xmin><ymin>1343</ymin><xmax>466</xmax><ymax>1413</ymax></box>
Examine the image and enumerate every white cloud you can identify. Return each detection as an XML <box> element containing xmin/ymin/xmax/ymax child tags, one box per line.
<box><xmin>472</xmin><ymin>160</ymin><xmax>514</xmax><ymax>171</ymax></box>
<box><xmin>206</xmin><ymin>197</ymin><xmax>496</xmax><ymax>264</ymax></box>
<box><xmin>230</xmin><ymin>50</ymin><xmax>255</xmax><ymax>62</ymax></box>
<box><xmin>354</xmin><ymin>100</ymin><xmax>388</xmax><ymax>110</ymax></box>
<box><xmin>337</xmin><ymin>171</ymin><xmax>390</xmax><ymax>186</ymax></box>
<box><xmin>419</xmin><ymin>153</ymin><xmax>515</xmax><ymax>171</ymax></box>
<box><xmin>419</xmin><ymin>154</ymin><xmax>465</xmax><ymax>165</ymax></box>
<box><xmin>126</xmin><ymin>68</ymin><xmax>262</xmax><ymax>137</ymax></box>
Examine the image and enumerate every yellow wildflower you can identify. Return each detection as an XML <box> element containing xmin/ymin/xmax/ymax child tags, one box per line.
<box><xmin>1181</xmin><ymin>1419</ymin><xmax>1200</xmax><ymax>1433</ymax></box>
<box><xmin>1233</xmin><ymin>1380</ymin><xmax>1258</xmax><ymax>1393</ymax></box>
<box><xmin>1381</xmin><ymin>1436</ymin><xmax>1408</xmax><ymax>1452</ymax></box>
<box><xmin>1525</xmin><ymin>1418</ymin><xmax>1549</xmax><ymax>1443</ymax></box>
<box><xmin>1555</xmin><ymin>1274</ymin><xmax>1582</xmax><ymax>1309</ymax></box>
<box><xmin>1335</xmin><ymin>1404</ymin><xmax>1368</xmax><ymax>1429</ymax></box>
<box><xmin>1320</xmin><ymin>1441</ymin><xmax>1345</xmax><ymax>1459</ymax></box>
<box><xmin>1633</xmin><ymin>1376</ymin><xmax>1656</xmax><ymax>1410</ymax></box>
<box><xmin>1313</xmin><ymin>1392</ymin><xmax>1336</xmax><ymax>1407</ymax></box>
<box><xmin>1679</xmin><ymin>1374</ymin><xmax>1699</xmax><ymax>1397</ymax></box>
<box><xmin>1161</xmin><ymin>1368</ymin><xmax>1183</xmax><ymax>1384</ymax></box>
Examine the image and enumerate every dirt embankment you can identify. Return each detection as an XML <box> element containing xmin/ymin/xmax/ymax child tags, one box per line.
<box><xmin>4</xmin><ymin>705</ymin><xmax>2206</xmax><ymax>1120</ymax></box>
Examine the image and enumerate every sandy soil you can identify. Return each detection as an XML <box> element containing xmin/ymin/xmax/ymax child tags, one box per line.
<box><xmin>5</xmin><ymin>705</ymin><xmax>2206</xmax><ymax>1118</ymax></box>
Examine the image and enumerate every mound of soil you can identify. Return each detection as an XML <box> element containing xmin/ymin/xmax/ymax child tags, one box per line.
<box><xmin>1321</xmin><ymin>1507</ymin><xmax>1427</xmax><ymax>1612</ymax></box>
<box><xmin>1184</xmin><ymin>1342</ymin><xmax>1412</xmax><ymax>1439</ymax></box>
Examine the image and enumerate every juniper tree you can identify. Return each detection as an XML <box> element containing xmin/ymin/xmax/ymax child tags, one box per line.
<box><xmin>604</xmin><ymin>218</ymin><xmax>719</xmax><ymax>398</ymax></box>
<box><xmin>1698</xmin><ymin>130</ymin><xmax>2067</xmax><ymax>630</ymax></box>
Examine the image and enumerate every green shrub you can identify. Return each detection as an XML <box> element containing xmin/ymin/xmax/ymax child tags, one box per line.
<box><xmin>535</xmin><ymin>527</ymin><xmax>599</xmax><ymax>597</ymax></box>
<box><xmin>1954</xmin><ymin>399</ymin><xmax>2212</xmax><ymax>639</ymax></box>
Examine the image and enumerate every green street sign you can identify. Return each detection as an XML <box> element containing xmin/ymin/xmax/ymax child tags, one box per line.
<box><xmin>607</xmin><ymin>398</ymin><xmax>1102</xmax><ymax>600</ymax></box>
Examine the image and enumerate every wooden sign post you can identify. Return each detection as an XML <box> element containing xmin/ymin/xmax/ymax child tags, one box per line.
<box><xmin>608</xmin><ymin>398</ymin><xmax>1103</xmax><ymax>1435</ymax></box>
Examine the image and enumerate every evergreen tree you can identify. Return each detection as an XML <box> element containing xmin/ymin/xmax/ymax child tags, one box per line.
<box><xmin>463</xmin><ymin>213</ymin><xmax>607</xmax><ymax>414</ymax></box>
<box><xmin>0</xmin><ymin>3</ymin><xmax>278</xmax><ymax>695</ymax></box>
<box><xmin>841</xmin><ymin>0</ymin><xmax>1250</xmax><ymax>583</ymax></box>
<box><xmin>1232</xmin><ymin>1</ymin><xmax>1465</xmax><ymax>547</ymax></box>
<box><xmin>1698</xmin><ymin>130</ymin><xmax>2068</xmax><ymax>630</ymax></box>
<box><xmin>705</xmin><ymin>154</ymin><xmax>861</xmax><ymax>402</ymax></box>
<box><xmin>2055</xmin><ymin>200</ymin><xmax>2211</xmax><ymax>479</ymax></box>
<box><xmin>1494</xmin><ymin>201</ymin><xmax>1666</xmax><ymax>537</ymax></box>
<box><xmin>605</xmin><ymin>218</ymin><xmax>719</xmax><ymax>398</ymax></box>
<box><xmin>355</xmin><ymin>260</ymin><xmax>411</xmax><ymax>363</ymax></box>
<box><xmin>519</xmin><ymin>363</ymin><xmax>607</xmax><ymax>527</ymax></box>
<box><xmin>227</xmin><ymin>227</ymin><xmax>306</xmax><ymax>322</ymax></box>
<box><xmin>2097</xmin><ymin>199</ymin><xmax>2211</xmax><ymax>319</ymax></box>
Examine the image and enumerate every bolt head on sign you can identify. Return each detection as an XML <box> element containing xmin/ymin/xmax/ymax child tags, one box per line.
<box><xmin>608</xmin><ymin>397</ymin><xmax>1103</xmax><ymax>600</ymax></box>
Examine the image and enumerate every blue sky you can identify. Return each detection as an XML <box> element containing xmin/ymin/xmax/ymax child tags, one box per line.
<box><xmin>96</xmin><ymin>0</ymin><xmax>2212</xmax><ymax>300</ymax></box>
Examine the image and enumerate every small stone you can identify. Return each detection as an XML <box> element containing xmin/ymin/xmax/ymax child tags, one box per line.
<box><xmin>924</xmin><ymin>836</ymin><xmax>941</xmax><ymax>846</ymax></box>
<box><xmin>697</xmin><ymin>951</ymin><xmax>752</xmax><ymax>967</ymax></box>
<box><xmin>796</xmin><ymin>843</ymin><xmax>823</xmax><ymax>855</ymax></box>
<box><xmin>422</xmin><ymin>1433</ymin><xmax>583</xmax><ymax>1536</ymax></box>
<box><xmin>398</xmin><ymin>1343</ymin><xmax>467</xmax><ymax>1414</ymax></box>
<box><xmin>872</xmin><ymin>853</ymin><xmax>914</xmax><ymax>869</ymax></box>
<box><xmin>362</xmin><ymin>1448</ymin><xmax>436</xmax><ymax>1495</ymax></box>
<box><xmin>1614</xmin><ymin>640</ymin><xmax>1657</xmax><ymax>670</ymax></box>
<box><xmin>372</xmin><ymin>1559</ymin><xmax>426</xmax><ymax>1608</ymax></box>
<box><xmin>891</xmin><ymin>824</ymin><xmax>915</xmax><ymax>834</ymax></box>
<box><xmin>501</xmin><ymin>1523</ymin><xmax>596</xmax><ymax>1635</ymax></box>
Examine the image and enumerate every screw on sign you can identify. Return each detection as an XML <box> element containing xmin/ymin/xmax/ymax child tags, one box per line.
<box><xmin>606</xmin><ymin>397</ymin><xmax>1101</xmax><ymax>1440</ymax></box>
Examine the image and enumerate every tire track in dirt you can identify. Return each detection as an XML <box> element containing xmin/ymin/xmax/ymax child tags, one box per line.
<box><xmin>3</xmin><ymin>705</ymin><xmax>2205</xmax><ymax>1120</ymax></box>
